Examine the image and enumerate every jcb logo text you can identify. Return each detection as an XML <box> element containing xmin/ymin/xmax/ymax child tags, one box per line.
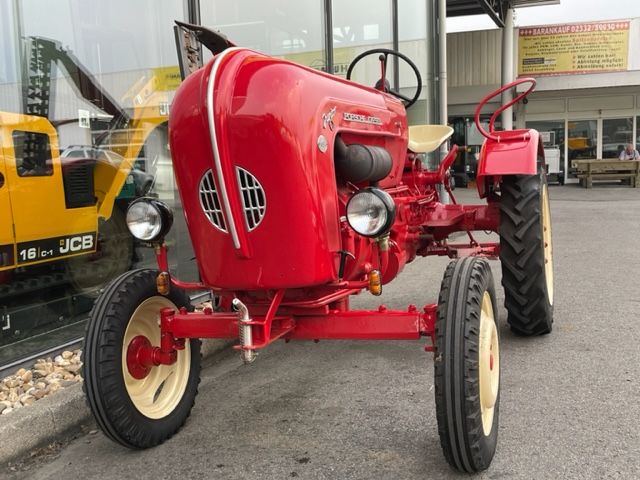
<box><xmin>59</xmin><ymin>235</ymin><xmax>94</xmax><ymax>253</ymax></box>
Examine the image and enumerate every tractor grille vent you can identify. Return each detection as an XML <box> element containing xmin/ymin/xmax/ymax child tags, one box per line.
<box><xmin>236</xmin><ymin>167</ymin><xmax>266</xmax><ymax>231</ymax></box>
<box><xmin>199</xmin><ymin>170</ymin><xmax>227</xmax><ymax>232</ymax></box>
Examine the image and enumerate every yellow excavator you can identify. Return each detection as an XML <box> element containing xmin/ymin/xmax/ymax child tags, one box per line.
<box><xmin>0</xmin><ymin>36</ymin><xmax>173</xmax><ymax>337</ymax></box>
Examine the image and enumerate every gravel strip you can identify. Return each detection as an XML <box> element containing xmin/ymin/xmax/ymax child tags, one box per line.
<box><xmin>0</xmin><ymin>350</ymin><xmax>83</xmax><ymax>417</ymax></box>
<box><xmin>0</xmin><ymin>337</ymin><xmax>232</xmax><ymax>466</ymax></box>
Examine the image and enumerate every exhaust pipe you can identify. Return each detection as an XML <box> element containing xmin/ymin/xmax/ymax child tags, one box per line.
<box><xmin>232</xmin><ymin>298</ymin><xmax>256</xmax><ymax>364</ymax></box>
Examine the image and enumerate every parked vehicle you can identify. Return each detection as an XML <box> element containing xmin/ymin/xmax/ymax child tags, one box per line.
<box><xmin>544</xmin><ymin>145</ymin><xmax>564</xmax><ymax>185</ymax></box>
<box><xmin>62</xmin><ymin>146</ymin><xmax>154</xmax><ymax>197</ymax></box>
<box><xmin>0</xmin><ymin>36</ymin><xmax>172</xmax><ymax>341</ymax></box>
<box><xmin>83</xmin><ymin>22</ymin><xmax>555</xmax><ymax>473</ymax></box>
<box><xmin>0</xmin><ymin>37</ymin><xmax>167</xmax><ymax>288</ymax></box>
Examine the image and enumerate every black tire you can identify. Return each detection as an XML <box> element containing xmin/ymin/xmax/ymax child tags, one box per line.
<box><xmin>66</xmin><ymin>208</ymin><xmax>133</xmax><ymax>295</ymax></box>
<box><xmin>434</xmin><ymin>257</ymin><xmax>500</xmax><ymax>473</ymax></box>
<box><xmin>83</xmin><ymin>269</ymin><xmax>201</xmax><ymax>449</ymax></box>
<box><xmin>499</xmin><ymin>171</ymin><xmax>554</xmax><ymax>335</ymax></box>
<box><xmin>455</xmin><ymin>173</ymin><xmax>469</xmax><ymax>188</ymax></box>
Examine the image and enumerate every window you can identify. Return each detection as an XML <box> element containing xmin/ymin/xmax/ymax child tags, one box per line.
<box><xmin>332</xmin><ymin>0</ymin><xmax>392</xmax><ymax>47</ymax></box>
<box><xmin>200</xmin><ymin>0</ymin><xmax>326</xmax><ymax>70</ymax></box>
<box><xmin>0</xmin><ymin>0</ymin><xmax>194</xmax><ymax>366</ymax></box>
<box><xmin>332</xmin><ymin>0</ymin><xmax>393</xmax><ymax>79</ymax></box>
<box><xmin>398</xmin><ymin>0</ymin><xmax>427</xmax><ymax>125</ymax></box>
<box><xmin>527</xmin><ymin>120</ymin><xmax>565</xmax><ymax>182</ymax></box>
<box><xmin>568</xmin><ymin>120</ymin><xmax>597</xmax><ymax>161</ymax></box>
<box><xmin>13</xmin><ymin>131</ymin><xmax>53</xmax><ymax>177</ymax></box>
<box><xmin>602</xmin><ymin>118</ymin><xmax>632</xmax><ymax>159</ymax></box>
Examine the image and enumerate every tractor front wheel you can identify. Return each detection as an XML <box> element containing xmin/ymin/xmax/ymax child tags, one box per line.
<box><xmin>434</xmin><ymin>257</ymin><xmax>500</xmax><ymax>473</ymax></box>
<box><xmin>499</xmin><ymin>171</ymin><xmax>554</xmax><ymax>335</ymax></box>
<box><xmin>83</xmin><ymin>269</ymin><xmax>201</xmax><ymax>448</ymax></box>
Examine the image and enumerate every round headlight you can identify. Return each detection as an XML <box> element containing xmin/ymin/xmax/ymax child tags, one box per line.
<box><xmin>126</xmin><ymin>199</ymin><xmax>173</xmax><ymax>242</ymax></box>
<box><xmin>346</xmin><ymin>188</ymin><xmax>396</xmax><ymax>237</ymax></box>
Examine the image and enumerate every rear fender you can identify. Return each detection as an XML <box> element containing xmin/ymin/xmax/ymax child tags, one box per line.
<box><xmin>476</xmin><ymin>128</ymin><xmax>544</xmax><ymax>198</ymax></box>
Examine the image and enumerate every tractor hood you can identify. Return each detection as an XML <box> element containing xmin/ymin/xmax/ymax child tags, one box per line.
<box><xmin>169</xmin><ymin>48</ymin><xmax>407</xmax><ymax>290</ymax></box>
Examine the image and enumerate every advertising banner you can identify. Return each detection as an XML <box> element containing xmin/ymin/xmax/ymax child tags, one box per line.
<box><xmin>518</xmin><ymin>21</ymin><xmax>630</xmax><ymax>76</ymax></box>
<box><xmin>152</xmin><ymin>66</ymin><xmax>182</xmax><ymax>91</ymax></box>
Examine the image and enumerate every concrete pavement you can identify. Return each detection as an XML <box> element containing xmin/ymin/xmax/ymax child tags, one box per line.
<box><xmin>3</xmin><ymin>184</ymin><xmax>640</xmax><ymax>479</ymax></box>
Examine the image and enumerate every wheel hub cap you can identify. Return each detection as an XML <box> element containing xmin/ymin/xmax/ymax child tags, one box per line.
<box><xmin>127</xmin><ymin>335</ymin><xmax>153</xmax><ymax>379</ymax></box>
<box><xmin>121</xmin><ymin>297</ymin><xmax>191</xmax><ymax>419</ymax></box>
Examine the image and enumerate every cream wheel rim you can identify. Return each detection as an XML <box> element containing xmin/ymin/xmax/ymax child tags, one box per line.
<box><xmin>122</xmin><ymin>297</ymin><xmax>191</xmax><ymax>419</ymax></box>
<box><xmin>541</xmin><ymin>184</ymin><xmax>554</xmax><ymax>305</ymax></box>
<box><xmin>479</xmin><ymin>291</ymin><xmax>499</xmax><ymax>436</ymax></box>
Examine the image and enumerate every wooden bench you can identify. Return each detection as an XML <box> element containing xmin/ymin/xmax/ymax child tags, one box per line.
<box><xmin>571</xmin><ymin>159</ymin><xmax>640</xmax><ymax>189</ymax></box>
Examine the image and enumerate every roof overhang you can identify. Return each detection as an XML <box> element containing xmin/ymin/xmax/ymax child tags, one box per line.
<box><xmin>447</xmin><ymin>0</ymin><xmax>560</xmax><ymax>27</ymax></box>
<box><xmin>512</xmin><ymin>0</ymin><xmax>560</xmax><ymax>7</ymax></box>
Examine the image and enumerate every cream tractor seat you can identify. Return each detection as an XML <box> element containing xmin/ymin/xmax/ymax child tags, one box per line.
<box><xmin>408</xmin><ymin>124</ymin><xmax>454</xmax><ymax>154</ymax></box>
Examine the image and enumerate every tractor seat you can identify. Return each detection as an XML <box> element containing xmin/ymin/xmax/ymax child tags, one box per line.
<box><xmin>408</xmin><ymin>125</ymin><xmax>454</xmax><ymax>153</ymax></box>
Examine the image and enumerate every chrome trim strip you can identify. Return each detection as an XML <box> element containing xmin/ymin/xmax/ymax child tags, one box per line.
<box><xmin>206</xmin><ymin>47</ymin><xmax>244</xmax><ymax>249</ymax></box>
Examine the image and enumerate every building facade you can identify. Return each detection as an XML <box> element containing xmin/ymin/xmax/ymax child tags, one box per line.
<box><xmin>0</xmin><ymin>0</ymin><xmax>434</xmax><ymax>367</ymax></box>
<box><xmin>447</xmin><ymin>18</ymin><xmax>640</xmax><ymax>183</ymax></box>
<box><xmin>1</xmin><ymin>1</ymin><xmax>635</xmax><ymax>367</ymax></box>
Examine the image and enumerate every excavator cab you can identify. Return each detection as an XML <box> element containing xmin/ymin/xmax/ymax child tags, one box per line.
<box><xmin>0</xmin><ymin>112</ymin><xmax>97</xmax><ymax>271</ymax></box>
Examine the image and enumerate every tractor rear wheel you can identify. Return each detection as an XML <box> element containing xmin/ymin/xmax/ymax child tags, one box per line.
<box><xmin>499</xmin><ymin>171</ymin><xmax>554</xmax><ymax>335</ymax></box>
<box><xmin>434</xmin><ymin>257</ymin><xmax>500</xmax><ymax>473</ymax></box>
<box><xmin>83</xmin><ymin>269</ymin><xmax>201</xmax><ymax>448</ymax></box>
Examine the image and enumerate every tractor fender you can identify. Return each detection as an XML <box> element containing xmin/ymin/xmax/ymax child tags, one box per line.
<box><xmin>476</xmin><ymin>128</ymin><xmax>544</xmax><ymax>198</ymax></box>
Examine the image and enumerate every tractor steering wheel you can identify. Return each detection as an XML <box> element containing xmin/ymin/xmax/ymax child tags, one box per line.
<box><xmin>346</xmin><ymin>48</ymin><xmax>422</xmax><ymax>108</ymax></box>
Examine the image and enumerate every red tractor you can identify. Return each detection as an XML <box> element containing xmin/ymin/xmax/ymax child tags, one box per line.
<box><xmin>83</xmin><ymin>24</ymin><xmax>554</xmax><ymax>473</ymax></box>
